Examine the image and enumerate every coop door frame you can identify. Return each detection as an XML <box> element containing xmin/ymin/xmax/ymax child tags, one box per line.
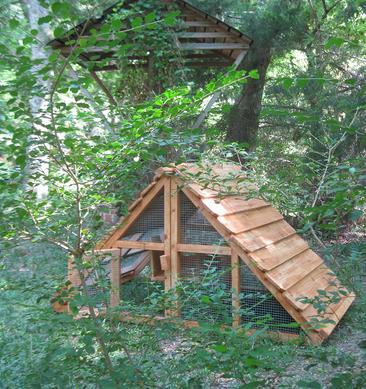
<box><xmin>168</xmin><ymin>177</ymin><xmax>237</xmax><ymax>321</ymax></box>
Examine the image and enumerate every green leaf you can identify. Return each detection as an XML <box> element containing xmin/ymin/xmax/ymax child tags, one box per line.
<box><xmin>53</xmin><ymin>26</ymin><xmax>65</xmax><ymax>38</ymax></box>
<box><xmin>283</xmin><ymin>77</ymin><xmax>293</xmax><ymax>89</ymax></box>
<box><xmin>325</xmin><ymin>37</ymin><xmax>345</xmax><ymax>49</ymax></box>
<box><xmin>38</xmin><ymin>15</ymin><xmax>52</xmax><ymax>25</ymax></box>
<box><xmin>248</xmin><ymin>69</ymin><xmax>259</xmax><ymax>80</ymax></box>
<box><xmin>164</xmin><ymin>10</ymin><xmax>180</xmax><ymax>26</ymax></box>
<box><xmin>297</xmin><ymin>78</ymin><xmax>308</xmax><ymax>88</ymax></box>
<box><xmin>111</xmin><ymin>18</ymin><xmax>122</xmax><ymax>30</ymax></box>
<box><xmin>349</xmin><ymin>209</ymin><xmax>363</xmax><ymax>221</ymax></box>
<box><xmin>51</xmin><ymin>2</ymin><xmax>70</xmax><ymax>18</ymax></box>
<box><xmin>23</xmin><ymin>37</ymin><xmax>34</xmax><ymax>45</ymax></box>
<box><xmin>131</xmin><ymin>16</ymin><xmax>143</xmax><ymax>29</ymax></box>
<box><xmin>297</xmin><ymin>380</ymin><xmax>322</xmax><ymax>389</ymax></box>
<box><xmin>9</xmin><ymin>19</ymin><xmax>19</xmax><ymax>29</ymax></box>
<box><xmin>239</xmin><ymin>381</ymin><xmax>266</xmax><ymax>389</ymax></box>
<box><xmin>15</xmin><ymin>155</ymin><xmax>26</xmax><ymax>168</ymax></box>
<box><xmin>201</xmin><ymin>295</ymin><xmax>210</xmax><ymax>304</ymax></box>
<box><xmin>212</xmin><ymin>344</ymin><xmax>227</xmax><ymax>353</ymax></box>
<box><xmin>145</xmin><ymin>11</ymin><xmax>156</xmax><ymax>24</ymax></box>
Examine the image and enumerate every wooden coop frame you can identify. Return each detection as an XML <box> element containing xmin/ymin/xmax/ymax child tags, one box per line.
<box><xmin>66</xmin><ymin>164</ymin><xmax>355</xmax><ymax>345</ymax></box>
<box><xmin>49</xmin><ymin>0</ymin><xmax>252</xmax><ymax>121</ymax></box>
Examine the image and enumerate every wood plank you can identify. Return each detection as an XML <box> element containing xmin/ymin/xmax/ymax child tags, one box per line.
<box><xmin>187</xmin><ymin>183</ymin><xmax>218</xmax><ymax>198</ymax></box>
<box><xmin>283</xmin><ymin>266</ymin><xmax>337</xmax><ymax>311</ymax></box>
<box><xmin>250</xmin><ymin>235</ymin><xmax>309</xmax><ymax>271</ymax></box>
<box><xmin>184</xmin><ymin>21</ymin><xmax>214</xmax><ymax>27</ymax></box>
<box><xmin>140</xmin><ymin>181</ymin><xmax>157</xmax><ymax>197</ymax></box>
<box><xmin>160</xmin><ymin>255</ymin><xmax>170</xmax><ymax>271</ymax></box>
<box><xmin>110</xmin><ymin>254</ymin><xmax>121</xmax><ymax>307</ymax></box>
<box><xmin>266</xmin><ymin>250</ymin><xmax>323</xmax><ymax>291</ymax></box>
<box><xmin>114</xmin><ymin>241</ymin><xmax>164</xmax><ymax>251</ymax></box>
<box><xmin>93</xmin><ymin>248</ymin><xmax>121</xmax><ymax>256</ymax></box>
<box><xmin>232</xmin><ymin>220</ymin><xmax>296</xmax><ymax>252</ymax></box>
<box><xmin>180</xmin><ymin>43</ymin><xmax>249</xmax><ymax>50</ymax></box>
<box><xmin>177</xmin><ymin>243</ymin><xmax>231</xmax><ymax>255</ymax></box>
<box><xmin>232</xmin><ymin>251</ymin><xmax>241</xmax><ymax>327</ymax></box>
<box><xmin>180</xmin><ymin>32</ymin><xmax>235</xmax><ymax>38</ymax></box>
<box><xmin>164</xmin><ymin>178</ymin><xmax>172</xmax><ymax>292</ymax></box>
<box><xmin>202</xmin><ymin>197</ymin><xmax>269</xmax><ymax>217</ymax></box>
<box><xmin>218</xmin><ymin>206</ymin><xmax>283</xmax><ymax>234</ymax></box>
<box><xmin>302</xmin><ymin>293</ymin><xmax>355</xmax><ymax>337</ymax></box>
<box><xmin>170</xmin><ymin>178</ymin><xmax>180</xmax><ymax>317</ymax></box>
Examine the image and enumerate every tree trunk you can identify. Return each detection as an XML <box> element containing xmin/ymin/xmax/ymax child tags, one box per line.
<box><xmin>227</xmin><ymin>43</ymin><xmax>272</xmax><ymax>150</ymax></box>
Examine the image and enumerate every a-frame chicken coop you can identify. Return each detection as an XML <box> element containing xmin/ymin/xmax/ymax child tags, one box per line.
<box><xmin>50</xmin><ymin>1</ymin><xmax>354</xmax><ymax>344</ymax></box>
<box><xmin>67</xmin><ymin>164</ymin><xmax>355</xmax><ymax>345</ymax></box>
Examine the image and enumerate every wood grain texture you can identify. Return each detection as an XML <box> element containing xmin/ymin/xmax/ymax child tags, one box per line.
<box><xmin>250</xmin><ymin>234</ymin><xmax>309</xmax><ymax>271</ymax></box>
<box><xmin>201</xmin><ymin>197</ymin><xmax>268</xmax><ymax>217</ymax></box>
<box><xmin>232</xmin><ymin>220</ymin><xmax>296</xmax><ymax>252</ymax></box>
<box><xmin>283</xmin><ymin>266</ymin><xmax>336</xmax><ymax>311</ymax></box>
<box><xmin>265</xmin><ymin>249</ymin><xmax>323</xmax><ymax>291</ymax></box>
<box><xmin>218</xmin><ymin>207</ymin><xmax>283</xmax><ymax>234</ymax></box>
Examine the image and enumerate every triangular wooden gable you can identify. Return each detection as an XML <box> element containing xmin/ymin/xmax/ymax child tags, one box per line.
<box><xmin>94</xmin><ymin>165</ymin><xmax>355</xmax><ymax>344</ymax></box>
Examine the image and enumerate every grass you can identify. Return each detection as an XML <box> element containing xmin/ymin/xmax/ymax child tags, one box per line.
<box><xmin>0</xmin><ymin>241</ymin><xmax>365</xmax><ymax>388</ymax></box>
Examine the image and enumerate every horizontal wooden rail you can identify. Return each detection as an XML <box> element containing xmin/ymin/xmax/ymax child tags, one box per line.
<box><xmin>179</xmin><ymin>43</ymin><xmax>249</xmax><ymax>50</ymax></box>
<box><xmin>184</xmin><ymin>21</ymin><xmax>213</xmax><ymax>27</ymax></box>
<box><xmin>114</xmin><ymin>240</ymin><xmax>164</xmax><ymax>251</ymax></box>
<box><xmin>177</xmin><ymin>244</ymin><xmax>231</xmax><ymax>255</ymax></box>
<box><xmin>179</xmin><ymin>32</ymin><xmax>235</xmax><ymax>38</ymax></box>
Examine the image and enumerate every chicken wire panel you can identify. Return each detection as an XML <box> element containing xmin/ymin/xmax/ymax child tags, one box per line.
<box><xmin>180</xmin><ymin>192</ymin><xmax>227</xmax><ymax>246</ymax></box>
<box><xmin>180</xmin><ymin>253</ymin><xmax>232</xmax><ymax>324</ymax></box>
<box><xmin>84</xmin><ymin>257</ymin><xmax>112</xmax><ymax>307</ymax></box>
<box><xmin>240</xmin><ymin>261</ymin><xmax>300</xmax><ymax>334</ymax></box>
<box><xmin>84</xmin><ymin>251</ymin><xmax>149</xmax><ymax>307</ymax></box>
<box><xmin>121</xmin><ymin>189</ymin><xmax>165</xmax><ymax>242</ymax></box>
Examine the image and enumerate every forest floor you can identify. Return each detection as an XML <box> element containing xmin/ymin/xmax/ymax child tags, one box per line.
<box><xmin>0</xmin><ymin>241</ymin><xmax>365</xmax><ymax>388</ymax></box>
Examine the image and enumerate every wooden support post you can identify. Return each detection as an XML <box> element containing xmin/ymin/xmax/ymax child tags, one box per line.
<box><xmin>90</xmin><ymin>70</ymin><xmax>118</xmax><ymax>106</ymax></box>
<box><xmin>170</xmin><ymin>178</ymin><xmax>180</xmax><ymax>316</ymax></box>
<box><xmin>164</xmin><ymin>178</ymin><xmax>172</xmax><ymax>292</ymax></box>
<box><xmin>232</xmin><ymin>251</ymin><xmax>241</xmax><ymax>327</ymax></box>
<box><xmin>110</xmin><ymin>250</ymin><xmax>121</xmax><ymax>307</ymax></box>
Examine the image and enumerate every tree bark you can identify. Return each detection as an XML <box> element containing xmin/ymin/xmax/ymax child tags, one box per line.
<box><xmin>227</xmin><ymin>43</ymin><xmax>272</xmax><ymax>150</ymax></box>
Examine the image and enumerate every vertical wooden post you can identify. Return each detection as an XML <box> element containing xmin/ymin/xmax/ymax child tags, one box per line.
<box><xmin>110</xmin><ymin>250</ymin><xmax>121</xmax><ymax>308</ymax></box>
<box><xmin>170</xmin><ymin>177</ymin><xmax>180</xmax><ymax>316</ymax></box>
<box><xmin>164</xmin><ymin>178</ymin><xmax>172</xmax><ymax>292</ymax></box>
<box><xmin>232</xmin><ymin>251</ymin><xmax>241</xmax><ymax>327</ymax></box>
